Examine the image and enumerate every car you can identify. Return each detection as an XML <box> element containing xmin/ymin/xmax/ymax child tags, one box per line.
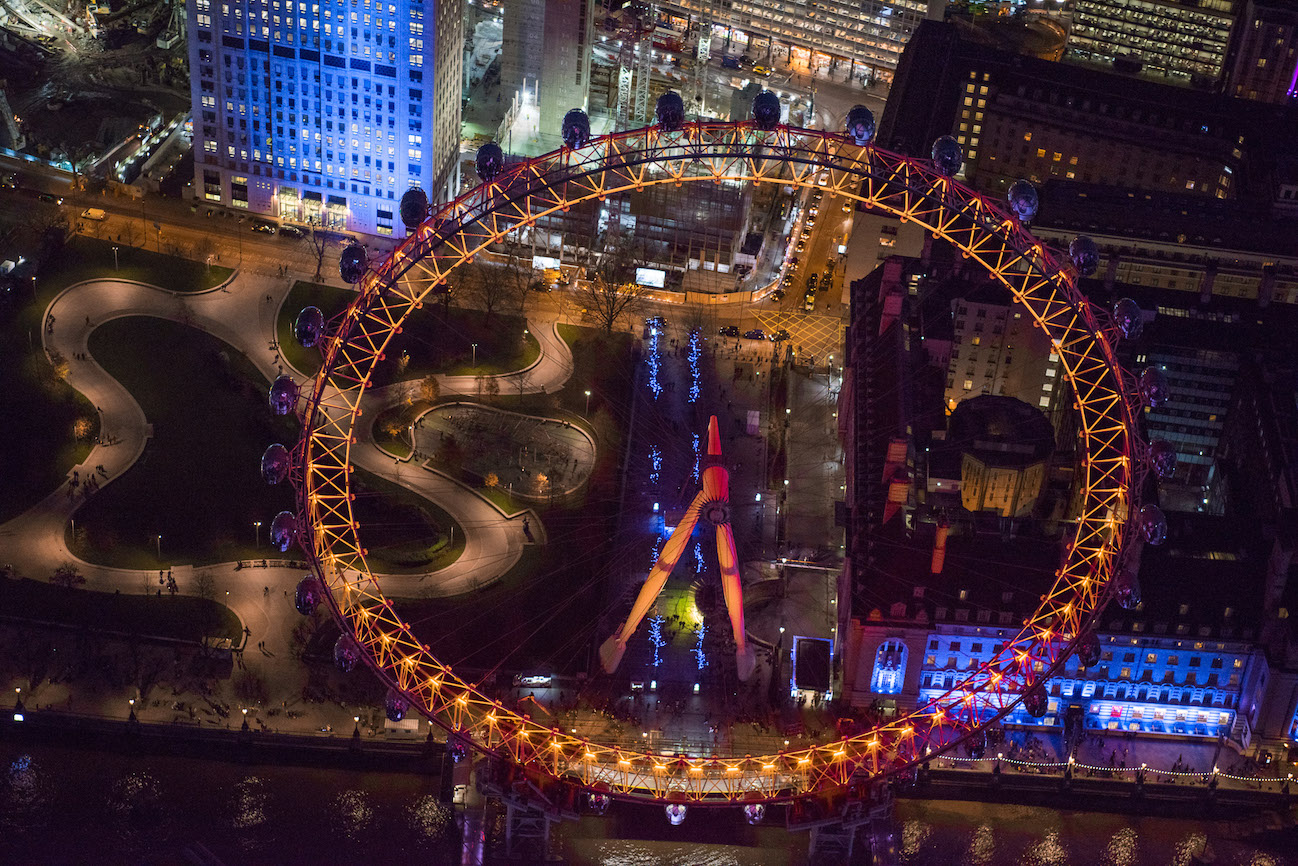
<box><xmin>842</xmin><ymin>201</ymin><xmax>853</xmax><ymax>214</ymax></box>
<box><xmin>251</xmin><ymin>221</ymin><xmax>277</xmax><ymax>234</ymax></box>
<box><xmin>737</xmin><ymin>55</ymin><xmax>755</xmax><ymax>68</ymax></box>
<box><xmin>803</xmin><ymin>294</ymin><xmax>816</xmax><ymax>313</ymax></box>
<box><xmin>279</xmin><ymin>225</ymin><xmax>305</xmax><ymax>239</ymax></box>
<box><xmin>771</xmin><ymin>288</ymin><xmax>786</xmax><ymax>301</ymax></box>
<box><xmin>721</xmin><ymin>55</ymin><xmax>741</xmax><ymax>69</ymax></box>
<box><xmin>753</xmin><ymin>65</ymin><xmax>773</xmax><ymax>76</ymax></box>
<box><xmin>742</xmin><ymin>328</ymin><xmax>766</xmax><ymax>340</ymax></box>
<box><xmin>795</xmin><ymin>238</ymin><xmax>806</xmax><ymax>252</ymax></box>
<box><xmin>805</xmin><ymin>273</ymin><xmax>819</xmax><ymax>291</ymax></box>
<box><xmin>808</xmin><ymin>205</ymin><xmax>819</xmax><ymax>216</ymax></box>
<box><xmin>780</xmin><ymin>274</ymin><xmax>793</xmax><ymax>288</ymax></box>
<box><xmin>37</xmin><ymin>193</ymin><xmax>63</xmax><ymax>205</ymax></box>
<box><xmin>0</xmin><ymin>174</ymin><xmax>17</xmax><ymax>189</ymax></box>
<box><xmin>770</xmin><ymin>328</ymin><xmax>791</xmax><ymax>341</ymax></box>
<box><xmin>719</xmin><ymin>325</ymin><xmax>740</xmax><ymax>338</ymax></box>
<box><xmin>645</xmin><ymin>315</ymin><xmax>666</xmax><ymax>331</ymax></box>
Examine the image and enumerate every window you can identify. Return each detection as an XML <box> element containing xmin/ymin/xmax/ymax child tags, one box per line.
<box><xmin>870</xmin><ymin>640</ymin><xmax>908</xmax><ymax>695</ymax></box>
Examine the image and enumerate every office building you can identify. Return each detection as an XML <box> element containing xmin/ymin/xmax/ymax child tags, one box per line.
<box><xmin>943</xmin><ymin>283</ymin><xmax>1061</xmax><ymax>414</ymax></box>
<box><xmin>1067</xmin><ymin>0</ymin><xmax>1236</xmax><ymax>85</ymax></box>
<box><xmin>657</xmin><ymin>0</ymin><xmax>942</xmax><ymax>83</ymax></box>
<box><xmin>501</xmin><ymin>0</ymin><xmax>593</xmax><ymax>124</ymax></box>
<box><xmin>188</xmin><ymin>0</ymin><xmax>462</xmax><ymax>236</ymax></box>
<box><xmin>1224</xmin><ymin>0</ymin><xmax>1298</xmax><ymax>103</ymax></box>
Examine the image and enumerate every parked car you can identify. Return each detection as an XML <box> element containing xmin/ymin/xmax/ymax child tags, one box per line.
<box><xmin>742</xmin><ymin>328</ymin><xmax>766</xmax><ymax>340</ymax></box>
<box><xmin>37</xmin><ymin>193</ymin><xmax>63</xmax><ymax>205</ymax></box>
<box><xmin>805</xmin><ymin>273</ymin><xmax>819</xmax><ymax>292</ymax></box>
<box><xmin>721</xmin><ymin>55</ymin><xmax>741</xmax><ymax>69</ymax></box>
<box><xmin>718</xmin><ymin>325</ymin><xmax>741</xmax><ymax>338</ymax></box>
<box><xmin>770</xmin><ymin>328</ymin><xmax>791</xmax><ymax>342</ymax></box>
<box><xmin>251</xmin><ymin>220</ymin><xmax>277</xmax><ymax>234</ymax></box>
<box><xmin>279</xmin><ymin>225</ymin><xmax>305</xmax><ymax>238</ymax></box>
<box><xmin>771</xmin><ymin>288</ymin><xmax>786</xmax><ymax>301</ymax></box>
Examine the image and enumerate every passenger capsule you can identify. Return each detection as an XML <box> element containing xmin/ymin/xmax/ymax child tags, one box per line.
<box><xmin>1139</xmin><ymin>367</ymin><xmax>1171</xmax><ymax>408</ymax></box>
<box><xmin>752</xmin><ymin>90</ymin><xmax>781</xmax><ymax>131</ymax></box>
<box><xmin>399</xmin><ymin>187</ymin><xmax>429</xmax><ymax>230</ymax></box>
<box><xmin>930</xmin><ymin>135</ymin><xmax>963</xmax><ymax>176</ymax></box>
<box><xmin>1112</xmin><ymin>298</ymin><xmax>1143</xmax><ymax>340</ymax></box>
<box><xmin>1006</xmin><ymin>179</ymin><xmax>1038</xmax><ymax>221</ymax></box>
<box><xmin>339</xmin><ymin>243</ymin><xmax>368</xmax><ymax>284</ymax></box>
<box><xmin>384</xmin><ymin>689</ymin><xmax>409</xmax><ymax>722</ymax></box>
<box><xmin>294</xmin><ymin>306</ymin><xmax>325</xmax><ymax>349</ymax></box>
<box><xmin>562</xmin><ymin>108</ymin><xmax>591</xmax><ymax>150</ymax></box>
<box><xmin>1069</xmin><ymin>236</ymin><xmax>1100</xmax><ymax>276</ymax></box>
<box><xmin>1114</xmin><ymin>568</ymin><xmax>1141</xmax><ymax>610</ymax></box>
<box><xmin>333</xmin><ymin>634</ymin><xmax>361</xmax><ymax>672</ymax></box>
<box><xmin>1148</xmin><ymin>439</ymin><xmax>1177</xmax><ymax>478</ymax></box>
<box><xmin>1138</xmin><ymin>504</ymin><xmax>1167</xmax><ymax>546</ymax></box>
<box><xmin>268</xmin><ymin>375</ymin><xmax>298</xmax><ymax>416</ymax></box>
<box><xmin>261</xmin><ymin>442</ymin><xmax>290</xmax><ymax>484</ymax></box>
<box><xmin>294</xmin><ymin>575</ymin><xmax>323</xmax><ymax>615</ymax></box>
<box><xmin>845</xmin><ymin>105</ymin><xmax>875</xmax><ymax>146</ymax></box>
<box><xmin>476</xmin><ymin>141</ymin><xmax>505</xmax><ymax>183</ymax></box>
<box><xmin>656</xmin><ymin>91</ymin><xmax>686</xmax><ymax>132</ymax></box>
<box><xmin>269</xmin><ymin>510</ymin><xmax>297</xmax><ymax>552</ymax></box>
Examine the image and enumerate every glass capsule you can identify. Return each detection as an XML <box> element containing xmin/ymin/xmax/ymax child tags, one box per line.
<box><xmin>931</xmin><ymin>135</ymin><xmax>963</xmax><ymax>176</ymax></box>
<box><xmin>1006</xmin><ymin>179</ymin><xmax>1038</xmax><ymax>221</ymax></box>
<box><xmin>656</xmin><ymin>91</ymin><xmax>685</xmax><ymax>131</ymax></box>
<box><xmin>665</xmin><ymin>803</ymin><xmax>687</xmax><ymax>825</ymax></box>
<box><xmin>294</xmin><ymin>306</ymin><xmax>325</xmax><ymax>349</ymax></box>
<box><xmin>562</xmin><ymin>108</ymin><xmax>591</xmax><ymax>150</ymax></box>
<box><xmin>269</xmin><ymin>510</ymin><xmax>297</xmax><ymax>552</ymax></box>
<box><xmin>339</xmin><ymin>243</ymin><xmax>368</xmax><ymax>284</ymax></box>
<box><xmin>1023</xmin><ymin>683</ymin><xmax>1049</xmax><ymax>718</ymax></box>
<box><xmin>1138</xmin><ymin>504</ymin><xmax>1167</xmax><ymax>546</ymax></box>
<box><xmin>743</xmin><ymin>803</ymin><xmax>766</xmax><ymax>825</ymax></box>
<box><xmin>399</xmin><ymin>187</ymin><xmax>428</xmax><ymax>230</ymax></box>
<box><xmin>1069</xmin><ymin>236</ymin><xmax>1100</xmax><ymax>276</ymax></box>
<box><xmin>294</xmin><ymin>575</ymin><xmax>323</xmax><ymax>615</ymax></box>
<box><xmin>1112</xmin><ymin>298</ymin><xmax>1143</xmax><ymax>340</ymax></box>
<box><xmin>1077</xmin><ymin>631</ymin><xmax>1101</xmax><ymax>667</ymax></box>
<box><xmin>1148</xmin><ymin>439</ymin><xmax>1177</xmax><ymax>478</ymax></box>
<box><xmin>475</xmin><ymin>141</ymin><xmax>505</xmax><ymax>183</ymax></box>
<box><xmin>268</xmin><ymin>375</ymin><xmax>298</xmax><ymax>416</ymax></box>
<box><xmin>261</xmin><ymin>442</ymin><xmax>290</xmax><ymax>485</ymax></box>
<box><xmin>752</xmin><ymin>90</ymin><xmax>781</xmax><ymax>131</ymax></box>
<box><xmin>845</xmin><ymin>105</ymin><xmax>875</xmax><ymax>146</ymax></box>
<box><xmin>1114</xmin><ymin>568</ymin><xmax>1141</xmax><ymax>610</ymax></box>
<box><xmin>333</xmin><ymin>634</ymin><xmax>360</xmax><ymax>673</ymax></box>
<box><xmin>384</xmin><ymin>689</ymin><xmax>409</xmax><ymax>723</ymax></box>
<box><xmin>1139</xmin><ymin>367</ymin><xmax>1171</xmax><ymax>408</ymax></box>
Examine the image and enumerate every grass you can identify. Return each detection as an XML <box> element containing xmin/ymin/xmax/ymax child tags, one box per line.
<box><xmin>0</xmin><ymin>576</ymin><xmax>243</xmax><ymax>643</ymax></box>
<box><xmin>0</xmin><ymin>235</ymin><xmax>232</xmax><ymax>523</ymax></box>
<box><xmin>74</xmin><ymin>317</ymin><xmax>298</xmax><ymax>568</ymax></box>
<box><xmin>372</xmin><ymin>400</ymin><xmax>430</xmax><ymax>459</ymax></box>
<box><xmin>350</xmin><ymin>468</ymin><xmax>465</xmax><ymax>574</ymax></box>
<box><xmin>398</xmin><ymin>325</ymin><xmax>637</xmax><ymax>674</ymax></box>
<box><xmin>479</xmin><ymin>485</ymin><xmax>528</xmax><ymax>515</ymax></box>
<box><xmin>34</xmin><ymin>234</ymin><xmax>233</xmax><ymax>297</ymax></box>
<box><xmin>276</xmin><ymin>281</ymin><xmax>538</xmax><ymax>381</ymax></box>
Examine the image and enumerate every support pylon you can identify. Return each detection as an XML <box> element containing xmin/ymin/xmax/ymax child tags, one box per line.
<box><xmin>600</xmin><ymin>416</ymin><xmax>756</xmax><ymax>680</ymax></box>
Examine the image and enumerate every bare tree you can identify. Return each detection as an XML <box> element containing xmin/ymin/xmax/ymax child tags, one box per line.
<box><xmin>306</xmin><ymin>223</ymin><xmax>335</xmax><ymax>283</ymax></box>
<box><xmin>51</xmin><ymin>561</ymin><xmax>85</xmax><ymax>589</ymax></box>
<box><xmin>573</xmin><ymin>234</ymin><xmax>648</xmax><ymax>333</ymax></box>
<box><xmin>496</xmin><ymin>236</ymin><xmax>535</xmax><ymax>316</ymax></box>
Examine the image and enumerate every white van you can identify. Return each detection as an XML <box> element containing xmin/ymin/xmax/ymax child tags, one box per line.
<box><xmin>81</xmin><ymin>208</ymin><xmax>108</xmax><ymax>221</ymax></box>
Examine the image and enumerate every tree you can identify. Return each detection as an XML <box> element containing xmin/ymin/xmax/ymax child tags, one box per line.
<box><xmin>435</xmin><ymin>434</ymin><xmax>465</xmax><ymax>472</ymax></box>
<box><xmin>573</xmin><ymin>234</ymin><xmax>648</xmax><ymax>333</ymax></box>
<box><xmin>484</xmin><ymin>472</ymin><xmax>499</xmax><ymax>488</ymax></box>
<box><xmin>51</xmin><ymin>562</ymin><xmax>85</xmax><ymax>589</ymax></box>
<box><xmin>419</xmin><ymin>376</ymin><xmax>439</xmax><ymax>404</ymax></box>
<box><xmin>194</xmin><ymin>572</ymin><xmax>217</xmax><ymax>602</ymax></box>
<box><xmin>306</xmin><ymin>223</ymin><xmax>335</xmax><ymax>282</ymax></box>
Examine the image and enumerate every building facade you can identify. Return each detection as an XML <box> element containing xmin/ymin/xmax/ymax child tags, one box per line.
<box><xmin>658</xmin><ymin>0</ymin><xmax>942</xmax><ymax>82</ymax></box>
<box><xmin>944</xmin><ymin>287</ymin><xmax>1060</xmax><ymax>414</ymax></box>
<box><xmin>187</xmin><ymin>0</ymin><xmax>462</xmax><ymax>237</ymax></box>
<box><xmin>1067</xmin><ymin>0</ymin><xmax>1237</xmax><ymax>85</ymax></box>
<box><xmin>1224</xmin><ymin>0</ymin><xmax>1298</xmax><ymax>103</ymax></box>
<box><xmin>501</xmin><ymin>0</ymin><xmax>593</xmax><ymax>125</ymax></box>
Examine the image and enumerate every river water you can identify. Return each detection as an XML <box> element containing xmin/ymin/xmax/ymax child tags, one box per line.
<box><xmin>2</xmin><ymin>739</ymin><xmax>1293</xmax><ymax>865</ymax></box>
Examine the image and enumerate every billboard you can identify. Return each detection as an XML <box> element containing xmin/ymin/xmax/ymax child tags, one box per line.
<box><xmin>636</xmin><ymin>267</ymin><xmax>666</xmax><ymax>288</ymax></box>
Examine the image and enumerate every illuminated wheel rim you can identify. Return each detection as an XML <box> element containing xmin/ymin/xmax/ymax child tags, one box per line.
<box><xmin>294</xmin><ymin>121</ymin><xmax>1147</xmax><ymax>804</ymax></box>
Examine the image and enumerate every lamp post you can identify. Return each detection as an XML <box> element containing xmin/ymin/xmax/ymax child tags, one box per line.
<box><xmin>471</xmin><ymin>343</ymin><xmax>478</xmax><ymax>367</ymax></box>
<box><xmin>584</xmin><ymin>389</ymin><xmax>592</xmax><ymax>415</ymax></box>
<box><xmin>254</xmin><ymin>521</ymin><xmax>261</xmax><ymax>547</ymax></box>
<box><xmin>155</xmin><ymin>534</ymin><xmax>161</xmax><ymax>560</ymax></box>
<box><xmin>112</xmin><ymin>245</ymin><xmax>119</xmax><ymax>269</ymax></box>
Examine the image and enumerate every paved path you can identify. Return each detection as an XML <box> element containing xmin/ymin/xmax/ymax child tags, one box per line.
<box><xmin>0</xmin><ymin>268</ymin><xmax>576</xmax><ymax>728</ymax></box>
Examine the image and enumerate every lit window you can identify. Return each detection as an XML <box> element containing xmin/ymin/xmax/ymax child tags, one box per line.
<box><xmin>1036</xmin><ymin>148</ymin><xmax>1046</xmax><ymax>158</ymax></box>
<box><xmin>963</xmin><ymin>379</ymin><xmax>973</xmax><ymax>391</ymax></box>
<box><xmin>870</xmin><ymin>640</ymin><xmax>908</xmax><ymax>695</ymax></box>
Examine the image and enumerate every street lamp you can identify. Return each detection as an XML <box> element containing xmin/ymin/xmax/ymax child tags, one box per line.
<box><xmin>155</xmin><ymin>534</ymin><xmax>161</xmax><ymax>560</ymax></box>
<box><xmin>254</xmin><ymin>521</ymin><xmax>261</xmax><ymax>547</ymax></box>
<box><xmin>584</xmin><ymin>389</ymin><xmax>592</xmax><ymax>415</ymax></box>
<box><xmin>112</xmin><ymin>245</ymin><xmax>119</xmax><ymax>269</ymax></box>
<box><xmin>471</xmin><ymin>343</ymin><xmax>478</xmax><ymax>367</ymax></box>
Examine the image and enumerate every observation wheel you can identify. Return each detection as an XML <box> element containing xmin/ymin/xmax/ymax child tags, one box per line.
<box><xmin>280</xmin><ymin>99</ymin><xmax>1167</xmax><ymax>809</ymax></box>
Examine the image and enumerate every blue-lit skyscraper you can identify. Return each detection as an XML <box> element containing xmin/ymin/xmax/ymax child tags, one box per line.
<box><xmin>187</xmin><ymin>0</ymin><xmax>462</xmax><ymax>236</ymax></box>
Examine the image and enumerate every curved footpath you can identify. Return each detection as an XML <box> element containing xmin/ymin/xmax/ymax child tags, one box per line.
<box><xmin>0</xmin><ymin>269</ymin><xmax>575</xmax><ymax>723</ymax></box>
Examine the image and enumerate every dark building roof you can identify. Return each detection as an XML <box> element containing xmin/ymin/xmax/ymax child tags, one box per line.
<box><xmin>879</xmin><ymin>19</ymin><xmax>1298</xmax><ymax>208</ymax></box>
<box><xmin>1035</xmin><ymin>181</ymin><xmax>1292</xmax><ymax>258</ymax></box>
<box><xmin>948</xmin><ymin>395</ymin><xmax>1055</xmax><ymax>467</ymax></box>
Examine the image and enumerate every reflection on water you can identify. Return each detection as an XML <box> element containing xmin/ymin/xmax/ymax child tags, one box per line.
<box><xmin>564</xmin><ymin>839</ymin><xmax>791</xmax><ymax>866</ymax></box>
<box><xmin>892</xmin><ymin>801</ymin><xmax>1296</xmax><ymax>866</ymax></box>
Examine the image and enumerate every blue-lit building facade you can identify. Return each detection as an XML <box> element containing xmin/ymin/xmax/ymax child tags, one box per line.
<box><xmin>186</xmin><ymin>0</ymin><xmax>462</xmax><ymax>236</ymax></box>
<box><xmin>846</xmin><ymin>615</ymin><xmax>1271</xmax><ymax>749</ymax></box>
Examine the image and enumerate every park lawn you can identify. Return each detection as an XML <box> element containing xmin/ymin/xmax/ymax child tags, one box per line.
<box><xmin>276</xmin><ymin>281</ymin><xmax>537</xmax><ymax>381</ymax></box>
<box><xmin>75</xmin><ymin>317</ymin><xmax>298</xmax><ymax>568</ymax></box>
<box><xmin>0</xmin><ymin>577</ymin><xmax>242</xmax><ymax>643</ymax></box>
<box><xmin>350</xmin><ymin>468</ymin><xmax>466</xmax><ymax>574</ymax></box>
<box><xmin>0</xmin><ymin>235</ymin><xmax>231</xmax><ymax>523</ymax></box>
<box><xmin>371</xmin><ymin>399</ymin><xmax>430</xmax><ymax>459</ymax></box>
<box><xmin>33</xmin><ymin>235</ymin><xmax>232</xmax><ymax>301</ymax></box>
<box><xmin>402</xmin><ymin>325</ymin><xmax>636</xmax><ymax>673</ymax></box>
